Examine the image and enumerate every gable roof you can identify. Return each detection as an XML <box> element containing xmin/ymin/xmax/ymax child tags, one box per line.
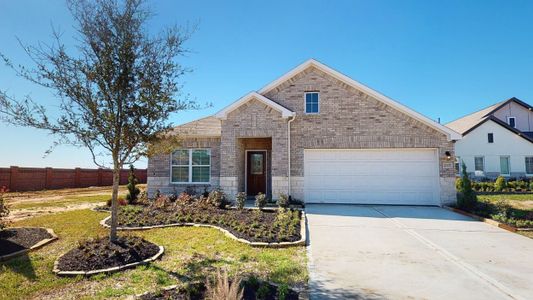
<box><xmin>464</xmin><ymin>116</ymin><xmax>533</xmax><ymax>143</ymax></box>
<box><xmin>446</xmin><ymin>97</ymin><xmax>533</xmax><ymax>144</ymax></box>
<box><xmin>170</xmin><ymin>116</ymin><xmax>221</xmax><ymax>137</ymax></box>
<box><xmin>445</xmin><ymin>101</ymin><xmax>506</xmax><ymax>134</ymax></box>
<box><xmin>215</xmin><ymin>92</ymin><xmax>295</xmax><ymax>120</ymax></box>
<box><xmin>446</xmin><ymin>97</ymin><xmax>530</xmax><ymax>135</ymax></box>
<box><xmin>258</xmin><ymin>59</ymin><xmax>461</xmax><ymax>141</ymax></box>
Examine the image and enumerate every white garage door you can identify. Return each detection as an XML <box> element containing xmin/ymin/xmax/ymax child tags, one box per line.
<box><xmin>304</xmin><ymin>149</ymin><xmax>440</xmax><ymax>205</ymax></box>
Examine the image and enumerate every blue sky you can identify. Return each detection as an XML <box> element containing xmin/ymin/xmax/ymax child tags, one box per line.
<box><xmin>1</xmin><ymin>0</ymin><xmax>532</xmax><ymax>168</ymax></box>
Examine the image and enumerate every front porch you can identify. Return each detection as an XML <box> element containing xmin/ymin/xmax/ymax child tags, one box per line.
<box><xmin>220</xmin><ymin>136</ymin><xmax>289</xmax><ymax>200</ymax></box>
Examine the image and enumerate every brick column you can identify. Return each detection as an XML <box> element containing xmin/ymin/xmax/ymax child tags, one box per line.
<box><xmin>45</xmin><ymin>167</ymin><xmax>53</xmax><ymax>189</ymax></box>
<box><xmin>9</xmin><ymin>166</ymin><xmax>18</xmax><ymax>191</ymax></box>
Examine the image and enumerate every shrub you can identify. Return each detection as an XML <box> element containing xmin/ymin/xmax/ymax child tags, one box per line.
<box><xmin>0</xmin><ymin>186</ymin><xmax>10</xmax><ymax>231</ymax></box>
<box><xmin>492</xmin><ymin>199</ymin><xmax>512</xmax><ymax>218</ymax></box>
<box><xmin>208</xmin><ymin>188</ymin><xmax>229</xmax><ymax>209</ymax></box>
<box><xmin>176</xmin><ymin>192</ymin><xmax>194</xmax><ymax>206</ymax></box>
<box><xmin>205</xmin><ymin>270</ymin><xmax>243</xmax><ymax>300</ymax></box>
<box><xmin>457</xmin><ymin>162</ymin><xmax>477</xmax><ymax>210</ymax></box>
<box><xmin>455</xmin><ymin>177</ymin><xmax>463</xmax><ymax>191</ymax></box>
<box><xmin>106</xmin><ymin>197</ymin><xmax>128</xmax><ymax>207</ymax></box>
<box><xmin>277</xmin><ymin>193</ymin><xmax>289</xmax><ymax>208</ymax></box>
<box><xmin>235</xmin><ymin>192</ymin><xmax>246</xmax><ymax>210</ymax></box>
<box><xmin>151</xmin><ymin>195</ymin><xmax>171</xmax><ymax>209</ymax></box>
<box><xmin>125</xmin><ymin>165</ymin><xmax>141</xmax><ymax>204</ymax></box>
<box><xmin>255</xmin><ymin>192</ymin><xmax>267</xmax><ymax>210</ymax></box>
<box><xmin>494</xmin><ymin>176</ymin><xmax>506</xmax><ymax>192</ymax></box>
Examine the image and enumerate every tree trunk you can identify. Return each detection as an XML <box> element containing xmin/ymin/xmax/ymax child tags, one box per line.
<box><xmin>109</xmin><ymin>165</ymin><xmax>120</xmax><ymax>243</ymax></box>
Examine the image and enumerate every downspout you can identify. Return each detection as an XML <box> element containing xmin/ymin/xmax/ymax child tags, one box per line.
<box><xmin>287</xmin><ymin>114</ymin><xmax>296</xmax><ymax>197</ymax></box>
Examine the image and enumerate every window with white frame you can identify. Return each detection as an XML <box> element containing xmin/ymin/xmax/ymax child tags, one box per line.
<box><xmin>474</xmin><ymin>156</ymin><xmax>484</xmax><ymax>172</ymax></box>
<box><xmin>500</xmin><ymin>156</ymin><xmax>510</xmax><ymax>175</ymax></box>
<box><xmin>526</xmin><ymin>157</ymin><xmax>533</xmax><ymax>175</ymax></box>
<box><xmin>455</xmin><ymin>156</ymin><xmax>461</xmax><ymax>175</ymax></box>
<box><xmin>171</xmin><ymin>149</ymin><xmax>211</xmax><ymax>183</ymax></box>
<box><xmin>507</xmin><ymin>116</ymin><xmax>516</xmax><ymax>128</ymax></box>
<box><xmin>305</xmin><ymin>92</ymin><xmax>319</xmax><ymax>114</ymax></box>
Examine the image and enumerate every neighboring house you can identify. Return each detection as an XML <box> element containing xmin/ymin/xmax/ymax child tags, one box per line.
<box><xmin>446</xmin><ymin>97</ymin><xmax>533</xmax><ymax>179</ymax></box>
<box><xmin>148</xmin><ymin>59</ymin><xmax>461</xmax><ymax>206</ymax></box>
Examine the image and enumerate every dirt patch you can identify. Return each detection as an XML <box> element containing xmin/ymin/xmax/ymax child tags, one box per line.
<box><xmin>0</xmin><ymin>227</ymin><xmax>53</xmax><ymax>256</ymax></box>
<box><xmin>8</xmin><ymin>202</ymin><xmax>103</xmax><ymax>222</ymax></box>
<box><xmin>56</xmin><ymin>235</ymin><xmax>159</xmax><ymax>272</ymax></box>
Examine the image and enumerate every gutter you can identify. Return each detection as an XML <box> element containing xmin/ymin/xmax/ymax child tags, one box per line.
<box><xmin>287</xmin><ymin>114</ymin><xmax>296</xmax><ymax>196</ymax></box>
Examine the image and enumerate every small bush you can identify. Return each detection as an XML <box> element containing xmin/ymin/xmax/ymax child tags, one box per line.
<box><xmin>255</xmin><ymin>192</ymin><xmax>267</xmax><ymax>210</ymax></box>
<box><xmin>176</xmin><ymin>192</ymin><xmax>194</xmax><ymax>206</ymax></box>
<box><xmin>494</xmin><ymin>176</ymin><xmax>506</xmax><ymax>192</ymax></box>
<box><xmin>277</xmin><ymin>193</ymin><xmax>289</xmax><ymax>208</ymax></box>
<box><xmin>106</xmin><ymin>197</ymin><xmax>128</xmax><ymax>207</ymax></box>
<box><xmin>125</xmin><ymin>165</ymin><xmax>141</xmax><ymax>204</ymax></box>
<box><xmin>0</xmin><ymin>186</ymin><xmax>10</xmax><ymax>231</ymax></box>
<box><xmin>208</xmin><ymin>188</ymin><xmax>229</xmax><ymax>209</ymax></box>
<box><xmin>235</xmin><ymin>192</ymin><xmax>246</xmax><ymax>210</ymax></box>
<box><xmin>492</xmin><ymin>199</ymin><xmax>512</xmax><ymax>218</ymax></box>
<box><xmin>455</xmin><ymin>177</ymin><xmax>463</xmax><ymax>191</ymax></box>
<box><xmin>205</xmin><ymin>270</ymin><xmax>243</xmax><ymax>300</ymax></box>
<box><xmin>457</xmin><ymin>162</ymin><xmax>477</xmax><ymax>210</ymax></box>
<box><xmin>151</xmin><ymin>195</ymin><xmax>171</xmax><ymax>209</ymax></box>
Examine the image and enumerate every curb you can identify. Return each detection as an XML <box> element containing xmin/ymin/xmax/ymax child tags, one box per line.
<box><xmin>0</xmin><ymin>227</ymin><xmax>58</xmax><ymax>261</ymax></box>
<box><xmin>100</xmin><ymin>210</ymin><xmax>307</xmax><ymax>248</ymax></box>
<box><xmin>443</xmin><ymin>206</ymin><xmax>524</xmax><ymax>233</ymax></box>
<box><xmin>53</xmin><ymin>245</ymin><xmax>164</xmax><ymax>276</ymax></box>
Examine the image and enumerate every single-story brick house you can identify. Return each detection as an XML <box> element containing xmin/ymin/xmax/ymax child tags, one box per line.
<box><xmin>148</xmin><ymin>59</ymin><xmax>461</xmax><ymax>206</ymax></box>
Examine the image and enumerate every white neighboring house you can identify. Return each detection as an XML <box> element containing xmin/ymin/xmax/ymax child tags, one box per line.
<box><xmin>447</xmin><ymin>97</ymin><xmax>533</xmax><ymax>179</ymax></box>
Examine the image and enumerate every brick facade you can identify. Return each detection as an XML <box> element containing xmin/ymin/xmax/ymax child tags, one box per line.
<box><xmin>147</xmin><ymin>137</ymin><xmax>220</xmax><ymax>197</ymax></box>
<box><xmin>148</xmin><ymin>65</ymin><xmax>457</xmax><ymax>205</ymax></box>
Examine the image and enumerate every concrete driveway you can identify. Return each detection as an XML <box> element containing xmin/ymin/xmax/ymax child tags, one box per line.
<box><xmin>306</xmin><ymin>204</ymin><xmax>533</xmax><ymax>300</ymax></box>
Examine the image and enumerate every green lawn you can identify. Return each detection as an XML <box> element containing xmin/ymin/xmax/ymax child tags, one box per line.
<box><xmin>0</xmin><ymin>209</ymin><xmax>307</xmax><ymax>300</ymax></box>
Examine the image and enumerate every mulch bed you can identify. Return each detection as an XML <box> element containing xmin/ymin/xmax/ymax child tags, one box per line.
<box><xmin>0</xmin><ymin>227</ymin><xmax>53</xmax><ymax>256</ymax></box>
<box><xmin>56</xmin><ymin>235</ymin><xmax>160</xmax><ymax>272</ymax></box>
<box><xmin>139</xmin><ymin>280</ymin><xmax>299</xmax><ymax>300</ymax></box>
<box><xmin>108</xmin><ymin>205</ymin><xmax>302</xmax><ymax>243</ymax></box>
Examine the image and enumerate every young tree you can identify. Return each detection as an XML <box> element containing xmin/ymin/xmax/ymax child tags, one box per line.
<box><xmin>457</xmin><ymin>162</ymin><xmax>477</xmax><ymax>210</ymax></box>
<box><xmin>0</xmin><ymin>0</ymin><xmax>195</xmax><ymax>242</ymax></box>
<box><xmin>126</xmin><ymin>164</ymin><xmax>140</xmax><ymax>204</ymax></box>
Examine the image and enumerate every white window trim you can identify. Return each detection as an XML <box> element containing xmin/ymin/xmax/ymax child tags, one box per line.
<box><xmin>525</xmin><ymin>156</ymin><xmax>533</xmax><ymax>176</ymax></box>
<box><xmin>507</xmin><ymin>116</ymin><xmax>516</xmax><ymax>128</ymax></box>
<box><xmin>455</xmin><ymin>156</ymin><xmax>462</xmax><ymax>175</ymax></box>
<box><xmin>499</xmin><ymin>156</ymin><xmax>510</xmax><ymax>176</ymax></box>
<box><xmin>474</xmin><ymin>156</ymin><xmax>485</xmax><ymax>172</ymax></box>
<box><xmin>304</xmin><ymin>92</ymin><xmax>320</xmax><ymax>114</ymax></box>
<box><xmin>170</xmin><ymin>149</ymin><xmax>211</xmax><ymax>184</ymax></box>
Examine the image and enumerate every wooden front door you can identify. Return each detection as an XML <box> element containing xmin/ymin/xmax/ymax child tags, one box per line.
<box><xmin>246</xmin><ymin>151</ymin><xmax>266</xmax><ymax>196</ymax></box>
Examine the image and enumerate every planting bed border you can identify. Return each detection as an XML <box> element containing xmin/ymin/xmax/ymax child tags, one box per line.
<box><xmin>443</xmin><ymin>206</ymin><xmax>533</xmax><ymax>233</ymax></box>
<box><xmin>99</xmin><ymin>208</ymin><xmax>307</xmax><ymax>248</ymax></box>
<box><xmin>0</xmin><ymin>227</ymin><xmax>58</xmax><ymax>261</ymax></box>
<box><xmin>52</xmin><ymin>245</ymin><xmax>164</xmax><ymax>276</ymax></box>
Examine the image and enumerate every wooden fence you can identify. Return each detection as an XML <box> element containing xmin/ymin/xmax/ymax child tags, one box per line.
<box><xmin>0</xmin><ymin>166</ymin><xmax>147</xmax><ymax>192</ymax></box>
